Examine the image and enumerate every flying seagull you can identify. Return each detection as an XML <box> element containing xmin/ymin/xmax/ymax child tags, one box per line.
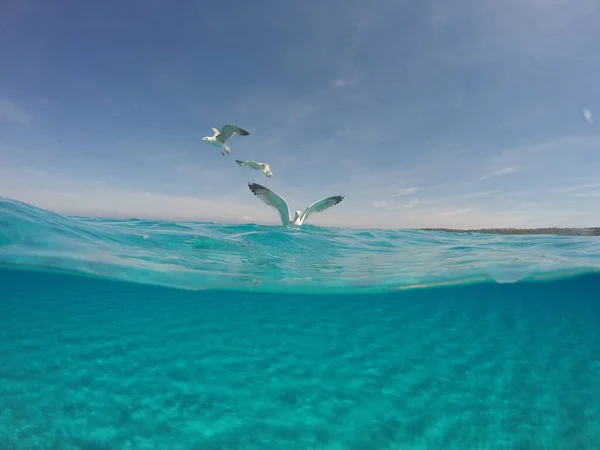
<box><xmin>202</xmin><ymin>124</ymin><xmax>250</xmax><ymax>156</ymax></box>
<box><xmin>236</xmin><ymin>159</ymin><xmax>273</xmax><ymax>178</ymax></box>
<box><xmin>248</xmin><ymin>182</ymin><xmax>344</xmax><ymax>226</ymax></box>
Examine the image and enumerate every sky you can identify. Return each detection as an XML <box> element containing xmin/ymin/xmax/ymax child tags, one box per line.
<box><xmin>1</xmin><ymin>0</ymin><xmax>599</xmax><ymax>229</ymax></box>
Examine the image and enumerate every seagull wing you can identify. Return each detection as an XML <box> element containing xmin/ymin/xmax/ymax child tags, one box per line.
<box><xmin>217</xmin><ymin>124</ymin><xmax>250</xmax><ymax>143</ymax></box>
<box><xmin>299</xmin><ymin>195</ymin><xmax>345</xmax><ymax>224</ymax></box>
<box><xmin>248</xmin><ymin>183</ymin><xmax>290</xmax><ymax>225</ymax></box>
<box><xmin>236</xmin><ymin>160</ymin><xmax>263</xmax><ymax>171</ymax></box>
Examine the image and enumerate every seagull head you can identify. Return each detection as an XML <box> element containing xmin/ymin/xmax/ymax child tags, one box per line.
<box><xmin>293</xmin><ymin>210</ymin><xmax>301</xmax><ymax>220</ymax></box>
<box><xmin>202</xmin><ymin>136</ymin><xmax>211</xmax><ymax>141</ymax></box>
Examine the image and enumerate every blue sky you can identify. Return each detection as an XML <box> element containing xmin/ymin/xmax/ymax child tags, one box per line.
<box><xmin>1</xmin><ymin>0</ymin><xmax>599</xmax><ymax>228</ymax></box>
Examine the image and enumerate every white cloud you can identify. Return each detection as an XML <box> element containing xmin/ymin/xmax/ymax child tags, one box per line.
<box><xmin>372</xmin><ymin>200</ymin><xmax>393</xmax><ymax>208</ymax></box>
<box><xmin>332</xmin><ymin>78</ymin><xmax>355</xmax><ymax>88</ymax></box>
<box><xmin>479</xmin><ymin>167</ymin><xmax>515</xmax><ymax>181</ymax></box>
<box><xmin>394</xmin><ymin>187</ymin><xmax>419</xmax><ymax>196</ymax></box>
<box><xmin>583</xmin><ymin>109</ymin><xmax>593</xmax><ymax>124</ymax></box>
<box><xmin>553</xmin><ymin>183</ymin><xmax>600</xmax><ymax>194</ymax></box>
<box><xmin>371</xmin><ymin>188</ymin><xmax>420</xmax><ymax>209</ymax></box>
<box><xmin>401</xmin><ymin>198</ymin><xmax>425</xmax><ymax>209</ymax></box>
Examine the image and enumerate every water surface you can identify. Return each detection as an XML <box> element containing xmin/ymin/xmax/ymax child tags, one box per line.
<box><xmin>1</xmin><ymin>197</ymin><xmax>599</xmax><ymax>449</ymax></box>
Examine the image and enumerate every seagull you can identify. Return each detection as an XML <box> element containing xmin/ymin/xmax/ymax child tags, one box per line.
<box><xmin>236</xmin><ymin>159</ymin><xmax>273</xmax><ymax>178</ymax></box>
<box><xmin>202</xmin><ymin>124</ymin><xmax>250</xmax><ymax>156</ymax></box>
<box><xmin>248</xmin><ymin>182</ymin><xmax>344</xmax><ymax>226</ymax></box>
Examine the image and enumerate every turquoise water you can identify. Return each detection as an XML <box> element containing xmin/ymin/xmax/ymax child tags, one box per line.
<box><xmin>1</xmin><ymin>196</ymin><xmax>600</xmax><ymax>448</ymax></box>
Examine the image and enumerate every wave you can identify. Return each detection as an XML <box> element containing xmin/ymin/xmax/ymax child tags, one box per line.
<box><xmin>1</xmin><ymin>196</ymin><xmax>600</xmax><ymax>294</ymax></box>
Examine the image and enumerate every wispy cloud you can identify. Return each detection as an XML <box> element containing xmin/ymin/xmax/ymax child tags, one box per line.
<box><xmin>583</xmin><ymin>109</ymin><xmax>593</xmax><ymax>124</ymax></box>
<box><xmin>0</xmin><ymin>166</ymin><xmax>258</xmax><ymax>223</ymax></box>
<box><xmin>372</xmin><ymin>200</ymin><xmax>393</xmax><ymax>208</ymax></box>
<box><xmin>332</xmin><ymin>78</ymin><xmax>355</xmax><ymax>89</ymax></box>
<box><xmin>3</xmin><ymin>163</ymin><xmax>600</xmax><ymax>229</ymax></box>
<box><xmin>372</xmin><ymin>187</ymin><xmax>420</xmax><ymax>208</ymax></box>
<box><xmin>479</xmin><ymin>167</ymin><xmax>515</xmax><ymax>181</ymax></box>
<box><xmin>553</xmin><ymin>183</ymin><xmax>600</xmax><ymax>194</ymax></box>
<box><xmin>0</xmin><ymin>99</ymin><xmax>30</xmax><ymax>125</ymax></box>
<box><xmin>394</xmin><ymin>187</ymin><xmax>419</xmax><ymax>196</ymax></box>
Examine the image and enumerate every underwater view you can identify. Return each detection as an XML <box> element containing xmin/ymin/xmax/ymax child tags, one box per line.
<box><xmin>2</xmin><ymin>197</ymin><xmax>600</xmax><ymax>449</ymax></box>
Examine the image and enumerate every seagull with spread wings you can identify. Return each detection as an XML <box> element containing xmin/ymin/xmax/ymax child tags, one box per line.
<box><xmin>236</xmin><ymin>160</ymin><xmax>273</xmax><ymax>178</ymax></box>
<box><xmin>248</xmin><ymin>182</ymin><xmax>344</xmax><ymax>226</ymax></box>
<box><xmin>202</xmin><ymin>124</ymin><xmax>250</xmax><ymax>156</ymax></box>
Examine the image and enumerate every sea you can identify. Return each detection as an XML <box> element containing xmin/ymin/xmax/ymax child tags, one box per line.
<box><xmin>1</xmin><ymin>195</ymin><xmax>600</xmax><ymax>449</ymax></box>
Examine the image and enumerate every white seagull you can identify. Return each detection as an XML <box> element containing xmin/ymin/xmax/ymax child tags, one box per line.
<box><xmin>248</xmin><ymin>182</ymin><xmax>344</xmax><ymax>226</ymax></box>
<box><xmin>202</xmin><ymin>124</ymin><xmax>250</xmax><ymax>156</ymax></box>
<box><xmin>236</xmin><ymin>159</ymin><xmax>273</xmax><ymax>178</ymax></box>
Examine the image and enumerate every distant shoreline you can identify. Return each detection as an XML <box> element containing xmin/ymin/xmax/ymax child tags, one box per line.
<box><xmin>420</xmin><ymin>227</ymin><xmax>600</xmax><ymax>236</ymax></box>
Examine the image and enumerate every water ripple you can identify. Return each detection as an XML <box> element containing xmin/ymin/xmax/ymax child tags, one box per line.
<box><xmin>1</xmin><ymin>196</ymin><xmax>599</xmax><ymax>293</ymax></box>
